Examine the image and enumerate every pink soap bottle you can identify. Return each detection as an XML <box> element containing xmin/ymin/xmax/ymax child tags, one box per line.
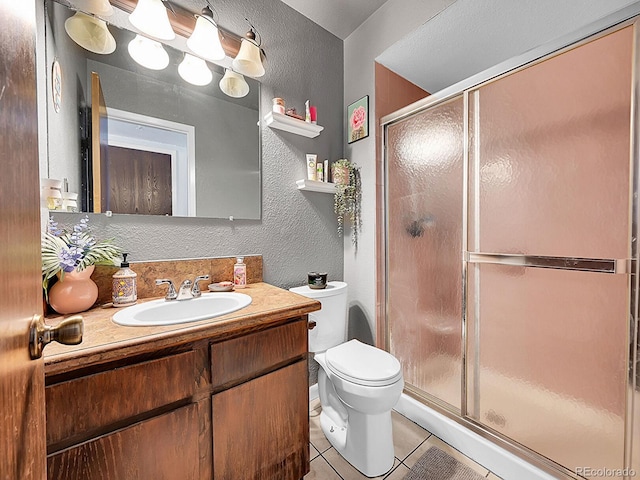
<box><xmin>234</xmin><ymin>257</ymin><xmax>247</xmax><ymax>289</ymax></box>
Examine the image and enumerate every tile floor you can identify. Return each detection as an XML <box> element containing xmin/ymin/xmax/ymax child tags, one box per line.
<box><xmin>305</xmin><ymin>398</ymin><xmax>502</xmax><ymax>480</ymax></box>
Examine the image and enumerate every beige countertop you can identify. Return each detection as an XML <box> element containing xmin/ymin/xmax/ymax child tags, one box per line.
<box><xmin>44</xmin><ymin>282</ymin><xmax>320</xmax><ymax>376</ymax></box>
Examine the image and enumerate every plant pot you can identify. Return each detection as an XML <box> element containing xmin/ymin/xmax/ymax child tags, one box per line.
<box><xmin>332</xmin><ymin>165</ymin><xmax>349</xmax><ymax>185</ymax></box>
<box><xmin>48</xmin><ymin>265</ymin><xmax>98</xmax><ymax>314</ymax></box>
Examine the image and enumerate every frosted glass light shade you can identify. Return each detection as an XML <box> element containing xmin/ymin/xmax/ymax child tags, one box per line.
<box><xmin>178</xmin><ymin>54</ymin><xmax>213</xmax><ymax>86</ymax></box>
<box><xmin>129</xmin><ymin>0</ymin><xmax>175</xmax><ymax>41</ymax></box>
<box><xmin>128</xmin><ymin>35</ymin><xmax>169</xmax><ymax>70</ymax></box>
<box><xmin>187</xmin><ymin>8</ymin><xmax>225</xmax><ymax>62</ymax></box>
<box><xmin>219</xmin><ymin>69</ymin><xmax>249</xmax><ymax>98</ymax></box>
<box><xmin>64</xmin><ymin>12</ymin><xmax>116</xmax><ymax>54</ymax></box>
<box><xmin>75</xmin><ymin>0</ymin><xmax>114</xmax><ymax>16</ymax></box>
<box><xmin>231</xmin><ymin>35</ymin><xmax>264</xmax><ymax>77</ymax></box>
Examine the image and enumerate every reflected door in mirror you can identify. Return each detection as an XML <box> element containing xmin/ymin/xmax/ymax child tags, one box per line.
<box><xmin>106</xmin><ymin>146</ymin><xmax>172</xmax><ymax>215</ymax></box>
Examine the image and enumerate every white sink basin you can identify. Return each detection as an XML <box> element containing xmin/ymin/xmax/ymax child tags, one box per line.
<box><xmin>112</xmin><ymin>292</ymin><xmax>252</xmax><ymax>327</ymax></box>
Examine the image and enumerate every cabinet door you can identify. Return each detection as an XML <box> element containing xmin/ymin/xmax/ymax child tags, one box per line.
<box><xmin>212</xmin><ymin>360</ymin><xmax>309</xmax><ymax>480</ymax></box>
<box><xmin>48</xmin><ymin>404</ymin><xmax>199</xmax><ymax>480</ymax></box>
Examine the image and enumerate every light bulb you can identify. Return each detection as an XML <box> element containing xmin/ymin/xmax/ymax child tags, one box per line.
<box><xmin>129</xmin><ymin>0</ymin><xmax>175</xmax><ymax>41</ymax></box>
<box><xmin>64</xmin><ymin>12</ymin><xmax>116</xmax><ymax>55</ymax></box>
<box><xmin>128</xmin><ymin>35</ymin><xmax>169</xmax><ymax>70</ymax></box>
<box><xmin>178</xmin><ymin>54</ymin><xmax>213</xmax><ymax>86</ymax></box>
<box><xmin>219</xmin><ymin>69</ymin><xmax>249</xmax><ymax>98</ymax></box>
<box><xmin>186</xmin><ymin>7</ymin><xmax>225</xmax><ymax>62</ymax></box>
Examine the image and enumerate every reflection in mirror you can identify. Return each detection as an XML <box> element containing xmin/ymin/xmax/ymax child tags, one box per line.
<box><xmin>44</xmin><ymin>0</ymin><xmax>261</xmax><ymax>219</ymax></box>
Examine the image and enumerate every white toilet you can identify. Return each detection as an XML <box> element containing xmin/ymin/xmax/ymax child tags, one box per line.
<box><xmin>290</xmin><ymin>281</ymin><xmax>404</xmax><ymax>477</ymax></box>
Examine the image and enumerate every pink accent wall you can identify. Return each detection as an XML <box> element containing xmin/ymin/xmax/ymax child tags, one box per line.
<box><xmin>375</xmin><ymin>62</ymin><xmax>429</xmax><ymax>350</ymax></box>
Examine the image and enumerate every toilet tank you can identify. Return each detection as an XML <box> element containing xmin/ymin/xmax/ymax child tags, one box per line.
<box><xmin>289</xmin><ymin>281</ymin><xmax>348</xmax><ymax>352</ymax></box>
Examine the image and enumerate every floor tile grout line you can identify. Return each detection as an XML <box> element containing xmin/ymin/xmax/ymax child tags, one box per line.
<box><xmin>399</xmin><ymin>432</ymin><xmax>433</xmax><ymax>463</ymax></box>
<box><xmin>317</xmin><ymin>449</ymin><xmax>346</xmax><ymax>480</ymax></box>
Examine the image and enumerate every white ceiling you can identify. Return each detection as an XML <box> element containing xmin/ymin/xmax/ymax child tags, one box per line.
<box><xmin>377</xmin><ymin>0</ymin><xmax>640</xmax><ymax>93</ymax></box>
<box><xmin>278</xmin><ymin>0</ymin><xmax>390</xmax><ymax>40</ymax></box>
<box><xmin>279</xmin><ymin>0</ymin><xmax>640</xmax><ymax>94</ymax></box>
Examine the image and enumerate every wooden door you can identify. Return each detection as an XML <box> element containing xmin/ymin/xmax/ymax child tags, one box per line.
<box><xmin>0</xmin><ymin>1</ymin><xmax>47</xmax><ymax>479</ymax></box>
<box><xmin>106</xmin><ymin>146</ymin><xmax>173</xmax><ymax>215</ymax></box>
<box><xmin>91</xmin><ymin>72</ymin><xmax>109</xmax><ymax>213</ymax></box>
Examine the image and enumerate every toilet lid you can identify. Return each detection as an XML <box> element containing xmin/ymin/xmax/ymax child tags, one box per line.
<box><xmin>325</xmin><ymin>339</ymin><xmax>402</xmax><ymax>386</ymax></box>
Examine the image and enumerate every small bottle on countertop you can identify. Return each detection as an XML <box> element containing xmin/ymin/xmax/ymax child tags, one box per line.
<box><xmin>112</xmin><ymin>253</ymin><xmax>137</xmax><ymax>307</ymax></box>
<box><xmin>233</xmin><ymin>257</ymin><xmax>247</xmax><ymax>289</ymax></box>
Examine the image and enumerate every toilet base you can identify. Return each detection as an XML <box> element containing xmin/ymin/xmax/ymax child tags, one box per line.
<box><xmin>320</xmin><ymin>407</ymin><xmax>395</xmax><ymax>477</ymax></box>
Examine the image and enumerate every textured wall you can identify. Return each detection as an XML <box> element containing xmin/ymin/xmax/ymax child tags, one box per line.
<box><xmin>47</xmin><ymin>0</ymin><xmax>344</xmax><ymax>290</ymax></box>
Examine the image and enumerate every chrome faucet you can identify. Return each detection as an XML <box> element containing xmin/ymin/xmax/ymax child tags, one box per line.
<box><xmin>155</xmin><ymin>279</ymin><xmax>177</xmax><ymax>301</ymax></box>
<box><xmin>190</xmin><ymin>275</ymin><xmax>210</xmax><ymax>298</ymax></box>
<box><xmin>156</xmin><ymin>275</ymin><xmax>210</xmax><ymax>301</ymax></box>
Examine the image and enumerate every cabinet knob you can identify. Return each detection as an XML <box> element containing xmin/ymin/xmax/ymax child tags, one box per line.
<box><xmin>29</xmin><ymin>314</ymin><xmax>83</xmax><ymax>359</ymax></box>
<box><xmin>308</xmin><ymin>320</ymin><xmax>317</xmax><ymax>330</ymax></box>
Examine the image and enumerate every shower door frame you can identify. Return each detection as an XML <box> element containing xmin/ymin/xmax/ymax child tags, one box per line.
<box><xmin>381</xmin><ymin>6</ymin><xmax>640</xmax><ymax>479</ymax></box>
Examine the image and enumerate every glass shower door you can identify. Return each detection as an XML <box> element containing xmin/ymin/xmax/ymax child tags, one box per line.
<box><xmin>466</xmin><ymin>26</ymin><xmax>634</xmax><ymax>473</ymax></box>
<box><xmin>386</xmin><ymin>96</ymin><xmax>464</xmax><ymax>411</ymax></box>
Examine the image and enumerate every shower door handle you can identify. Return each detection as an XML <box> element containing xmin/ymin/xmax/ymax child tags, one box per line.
<box><xmin>465</xmin><ymin>252</ymin><xmax>634</xmax><ymax>275</ymax></box>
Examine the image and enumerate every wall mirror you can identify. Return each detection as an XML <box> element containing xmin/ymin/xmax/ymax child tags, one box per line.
<box><xmin>43</xmin><ymin>0</ymin><xmax>261</xmax><ymax>219</ymax></box>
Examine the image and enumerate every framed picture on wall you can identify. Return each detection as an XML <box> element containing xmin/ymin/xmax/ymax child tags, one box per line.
<box><xmin>347</xmin><ymin>95</ymin><xmax>369</xmax><ymax>143</ymax></box>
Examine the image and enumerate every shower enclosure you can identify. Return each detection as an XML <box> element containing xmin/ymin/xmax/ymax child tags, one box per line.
<box><xmin>383</xmin><ymin>16</ymin><xmax>639</xmax><ymax>479</ymax></box>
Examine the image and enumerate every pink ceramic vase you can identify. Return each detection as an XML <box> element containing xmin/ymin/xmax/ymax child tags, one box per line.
<box><xmin>48</xmin><ymin>265</ymin><xmax>98</xmax><ymax>314</ymax></box>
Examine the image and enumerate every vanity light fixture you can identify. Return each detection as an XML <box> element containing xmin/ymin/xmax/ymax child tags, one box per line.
<box><xmin>128</xmin><ymin>34</ymin><xmax>170</xmax><ymax>70</ymax></box>
<box><xmin>232</xmin><ymin>26</ymin><xmax>265</xmax><ymax>78</ymax></box>
<box><xmin>186</xmin><ymin>4</ymin><xmax>225</xmax><ymax>62</ymax></box>
<box><xmin>64</xmin><ymin>11</ymin><xmax>116</xmax><ymax>55</ymax></box>
<box><xmin>75</xmin><ymin>0</ymin><xmax>114</xmax><ymax>17</ymax></box>
<box><xmin>178</xmin><ymin>54</ymin><xmax>213</xmax><ymax>86</ymax></box>
<box><xmin>219</xmin><ymin>69</ymin><xmax>249</xmax><ymax>98</ymax></box>
<box><xmin>129</xmin><ymin>0</ymin><xmax>175</xmax><ymax>41</ymax></box>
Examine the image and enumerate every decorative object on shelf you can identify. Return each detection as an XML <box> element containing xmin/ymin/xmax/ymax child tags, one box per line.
<box><xmin>347</xmin><ymin>95</ymin><xmax>369</xmax><ymax>144</ymax></box>
<box><xmin>332</xmin><ymin>159</ymin><xmax>362</xmax><ymax>248</ymax></box>
<box><xmin>42</xmin><ymin>216</ymin><xmax>121</xmax><ymax>314</ymax></box>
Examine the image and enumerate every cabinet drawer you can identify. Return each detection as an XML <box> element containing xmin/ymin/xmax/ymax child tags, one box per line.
<box><xmin>48</xmin><ymin>403</ymin><xmax>200</xmax><ymax>480</ymax></box>
<box><xmin>211</xmin><ymin>318</ymin><xmax>307</xmax><ymax>389</ymax></box>
<box><xmin>46</xmin><ymin>350</ymin><xmax>196</xmax><ymax>447</ymax></box>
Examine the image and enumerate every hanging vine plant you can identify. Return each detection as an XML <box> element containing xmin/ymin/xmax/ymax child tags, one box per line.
<box><xmin>332</xmin><ymin>159</ymin><xmax>362</xmax><ymax>249</ymax></box>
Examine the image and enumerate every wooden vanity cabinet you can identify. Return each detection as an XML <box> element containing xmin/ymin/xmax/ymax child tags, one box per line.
<box><xmin>45</xmin><ymin>316</ymin><xmax>310</xmax><ymax>480</ymax></box>
<box><xmin>211</xmin><ymin>318</ymin><xmax>310</xmax><ymax>480</ymax></box>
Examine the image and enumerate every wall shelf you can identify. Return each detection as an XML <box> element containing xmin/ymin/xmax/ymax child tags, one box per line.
<box><xmin>263</xmin><ymin>112</ymin><xmax>324</xmax><ymax>138</ymax></box>
<box><xmin>296</xmin><ymin>179</ymin><xmax>336</xmax><ymax>193</ymax></box>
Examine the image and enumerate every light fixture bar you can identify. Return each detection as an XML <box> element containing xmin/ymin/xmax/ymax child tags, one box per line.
<box><xmin>110</xmin><ymin>0</ymin><xmax>241</xmax><ymax>56</ymax></box>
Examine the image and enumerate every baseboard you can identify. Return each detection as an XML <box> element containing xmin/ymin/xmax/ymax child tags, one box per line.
<box><xmin>394</xmin><ymin>394</ymin><xmax>557</xmax><ymax>480</ymax></box>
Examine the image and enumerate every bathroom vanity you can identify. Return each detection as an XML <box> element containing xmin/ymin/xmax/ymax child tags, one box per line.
<box><xmin>43</xmin><ymin>283</ymin><xmax>319</xmax><ymax>480</ymax></box>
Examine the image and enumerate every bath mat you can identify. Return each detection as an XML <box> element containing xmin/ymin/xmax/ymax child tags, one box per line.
<box><xmin>403</xmin><ymin>446</ymin><xmax>486</xmax><ymax>480</ymax></box>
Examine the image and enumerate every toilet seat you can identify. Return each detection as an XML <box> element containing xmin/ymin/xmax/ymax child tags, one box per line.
<box><xmin>325</xmin><ymin>340</ymin><xmax>402</xmax><ymax>387</ymax></box>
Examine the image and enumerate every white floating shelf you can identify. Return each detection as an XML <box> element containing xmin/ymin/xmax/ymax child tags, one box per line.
<box><xmin>263</xmin><ymin>112</ymin><xmax>324</xmax><ymax>138</ymax></box>
<box><xmin>296</xmin><ymin>179</ymin><xmax>336</xmax><ymax>193</ymax></box>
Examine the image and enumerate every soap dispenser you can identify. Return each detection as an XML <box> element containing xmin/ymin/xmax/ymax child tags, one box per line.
<box><xmin>233</xmin><ymin>257</ymin><xmax>247</xmax><ymax>289</ymax></box>
<box><xmin>112</xmin><ymin>253</ymin><xmax>137</xmax><ymax>307</ymax></box>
